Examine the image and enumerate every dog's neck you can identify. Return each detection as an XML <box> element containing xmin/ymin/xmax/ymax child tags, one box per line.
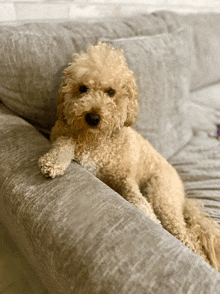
<box><xmin>74</xmin><ymin>126</ymin><xmax>125</xmax><ymax>150</ymax></box>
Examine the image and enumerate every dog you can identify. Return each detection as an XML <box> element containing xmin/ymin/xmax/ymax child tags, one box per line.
<box><xmin>39</xmin><ymin>42</ymin><xmax>220</xmax><ymax>271</ymax></box>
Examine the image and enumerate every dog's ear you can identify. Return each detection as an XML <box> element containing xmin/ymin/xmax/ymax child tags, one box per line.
<box><xmin>124</xmin><ymin>73</ymin><xmax>138</xmax><ymax>127</ymax></box>
<box><xmin>56</xmin><ymin>66</ymin><xmax>73</xmax><ymax>123</ymax></box>
<box><xmin>56</xmin><ymin>87</ymin><xmax>65</xmax><ymax>122</ymax></box>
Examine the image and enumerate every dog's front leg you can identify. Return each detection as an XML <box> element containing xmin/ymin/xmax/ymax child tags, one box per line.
<box><xmin>39</xmin><ymin>136</ymin><xmax>75</xmax><ymax>178</ymax></box>
<box><xmin>121</xmin><ymin>178</ymin><xmax>161</xmax><ymax>225</ymax></box>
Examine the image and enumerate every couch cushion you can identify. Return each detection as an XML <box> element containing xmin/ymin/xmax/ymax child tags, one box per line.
<box><xmin>187</xmin><ymin>82</ymin><xmax>220</xmax><ymax>137</ymax></box>
<box><xmin>169</xmin><ymin>134</ymin><xmax>220</xmax><ymax>224</ymax></box>
<box><xmin>0</xmin><ymin>15</ymin><xmax>169</xmax><ymax>134</ymax></box>
<box><xmin>154</xmin><ymin>11</ymin><xmax>220</xmax><ymax>91</ymax></box>
<box><xmin>101</xmin><ymin>27</ymin><xmax>193</xmax><ymax>159</ymax></box>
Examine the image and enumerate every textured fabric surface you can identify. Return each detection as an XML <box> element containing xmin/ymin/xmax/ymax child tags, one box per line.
<box><xmin>169</xmin><ymin>134</ymin><xmax>220</xmax><ymax>224</ymax></box>
<box><xmin>0</xmin><ymin>14</ymin><xmax>169</xmax><ymax>133</ymax></box>
<box><xmin>101</xmin><ymin>27</ymin><xmax>192</xmax><ymax>159</ymax></box>
<box><xmin>187</xmin><ymin>82</ymin><xmax>220</xmax><ymax>137</ymax></box>
<box><xmin>1</xmin><ymin>102</ymin><xmax>220</xmax><ymax>294</ymax></box>
<box><xmin>154</xmin><ymin>11</ymin><xmax>220</xmax><ymax>90</ymax></box>
<box><xmin>0</xmin><ymin>222</ymin><xmax>48</xmax><ymax>294</ymax></box>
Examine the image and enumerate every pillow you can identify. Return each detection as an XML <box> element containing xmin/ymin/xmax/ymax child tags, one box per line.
<box><xmin>187</xmin><ymin>83</ymin><xmax>220</xmax><ymax>137</ymax></box>
<box><xmin>0</xmin><ymin>24</ymin><xmax>78</xmax><ymax>133</ymax></box>
<box><xmin>154</xmin><ymin>11</ymin><xmax>220</xmax><ymax>90</ymax></box>
<box><xmin>101</xmin><ymin>27</ymin><xmax>193</xmax><ymax>159</ymax></box>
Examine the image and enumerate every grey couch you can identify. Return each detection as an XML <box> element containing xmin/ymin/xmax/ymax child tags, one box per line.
<box><xmin>1</xmin><ymin>11</ymin><xmax>220</xmax><ymax>294</ymax></box>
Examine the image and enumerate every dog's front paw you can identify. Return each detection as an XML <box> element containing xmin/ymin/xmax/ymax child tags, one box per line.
<box><xmin>38</xmin><ymin>153</ymin><xmax>66</xmax><ymax>178</ymax></box>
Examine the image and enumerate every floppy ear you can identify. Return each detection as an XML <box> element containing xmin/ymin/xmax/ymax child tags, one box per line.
<box><xmin>124</xmin><ymin>72</ymin><xmax>138</xmax><ymax>127</ymax></box>
<box><xmin>56</xmin><ymin>66</ymin><xmax>73</xmax><ymax>123</ymax></box>
<box><xmin>56</xmin><ymin>88</ymin><xmax>65</xmax><ymax>122</ymax></box>
<box><xmin>50</xmin><ymin>67</ymin><xmax>75</xmax><ymax>143</ymax></box>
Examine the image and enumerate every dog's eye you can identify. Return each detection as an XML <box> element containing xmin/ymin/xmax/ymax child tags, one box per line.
<box><xmin>79</xmin><ymin>85</ymin><xmax>88</xmax><ymax>94</ymax></box>
<box><xmin>106</xmin><ymin>88</ymin><xmax>115</xmax><ymax>97</ymax></box>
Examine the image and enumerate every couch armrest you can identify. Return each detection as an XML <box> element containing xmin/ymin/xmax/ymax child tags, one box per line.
<box><xmin>0</xmin><ymin>103</ymin><xmax>220</xmax><ymax>294</ymax></box>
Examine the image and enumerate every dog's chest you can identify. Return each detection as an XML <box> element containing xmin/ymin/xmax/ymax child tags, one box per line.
<box><xmin>74</xmin><ymin>146</ymin><xmax>112</xmax><ymax>176</ymax></box>
<box><xmin>75</xmin><ymin>149</ymin><xmax>100</xmax><ymax>175</ymax></box>
<box><xmin>74</xmin><ymin>142</ymin><xmax>123</xmax><ymax>179</ymax></box>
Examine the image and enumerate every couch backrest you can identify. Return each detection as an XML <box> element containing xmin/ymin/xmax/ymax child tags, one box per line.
<box><xmin>0</xmin><ymin>11</ymin><xmax>220</xmax><ymax>136</ymax></box>
<box><xmin>154</xmin><ymin>11</ymin><xmax>220</xmax><ymax>91</ymax></box>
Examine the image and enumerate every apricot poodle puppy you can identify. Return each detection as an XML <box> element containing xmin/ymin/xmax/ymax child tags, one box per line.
<box><xmin>39</xmin><ymin>42</ymin><xmax>220</xmax><ymax>271</ymax></box>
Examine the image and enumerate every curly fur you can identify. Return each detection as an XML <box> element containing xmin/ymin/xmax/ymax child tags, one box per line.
<box><xmin>39</xmin><ymin>42</ymin><xmax>220</xmax><ymax>271</ymax></box>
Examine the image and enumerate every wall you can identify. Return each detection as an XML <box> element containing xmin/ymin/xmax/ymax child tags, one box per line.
<box><xmin>0</xmin><ymin>0</ymin><xmax>220</xmax><ymax>22</ymax></box>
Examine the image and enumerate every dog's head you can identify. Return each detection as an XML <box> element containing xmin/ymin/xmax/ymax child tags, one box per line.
<box><xmin>57</xmin><ymin>42</ymin><xmax>138</xmax><ymax>142</ymax></box>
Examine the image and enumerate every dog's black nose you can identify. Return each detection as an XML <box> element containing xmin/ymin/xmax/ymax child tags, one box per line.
<box><xmin>85</xmin><ymin>113</ymin><xmax>101</xmax><ymax>126</ymax></box>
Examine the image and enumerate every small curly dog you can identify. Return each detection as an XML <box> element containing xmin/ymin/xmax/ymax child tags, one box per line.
<box><xmin>39</xmin><ymin>42</ymin><xmax>220</xmax><ymax>271</ymax></box>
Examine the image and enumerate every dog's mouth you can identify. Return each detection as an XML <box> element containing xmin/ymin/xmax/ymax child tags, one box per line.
<box><xmin>88</xmin><ymin>128</ymin><xmax>102</xmax><ymax>134</ymax></box>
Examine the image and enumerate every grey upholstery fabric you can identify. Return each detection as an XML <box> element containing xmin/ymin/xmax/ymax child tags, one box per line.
<box><xmin>1</xmin><ymin>102</ymin><xmax>220</xmax><ymax>293</ymax></box>
<box><xmin>0</xmin><ymin>222</ymin><xmax>47</xmax><ymax>294</ymax></box>
<box><xmin>169</xmin><ymin>134</ymin><xmax>220</xmax><ymax>224</ymax></box>
<box><xmin>154</xmin><ymin>11</ymin><xmax>220</xmax><ymax>90</ymax></box>
<box><xmin>186</xmin><ymin>83</ymin><xmax>220</xmax><ymax>137</ymax></box>
<box><xmin>102</xmin><ymin>27</ymin><xmax>193</xmax><ymax>159</ymax></box>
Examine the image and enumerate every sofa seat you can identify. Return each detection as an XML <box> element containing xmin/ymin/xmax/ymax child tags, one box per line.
<box><xmin>169</xmin><ymin>134</ymin><xmax>220</xmax><ymax>224</ymax></box>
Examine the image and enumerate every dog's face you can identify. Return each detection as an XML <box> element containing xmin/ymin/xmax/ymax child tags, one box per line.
<box><xmin>58</xmin><ymin>42</ymin><xmax>138</xmax><ymax>142</ymax></box>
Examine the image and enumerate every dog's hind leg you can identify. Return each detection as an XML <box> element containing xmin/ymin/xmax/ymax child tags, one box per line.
<box><xmin>119</xmin><ymin>178</ymin><xmax>161</xmax><ymax>225</ymax></box>
<box><xmin>142</xmin><ymin>174</ymin><xmax>210</xmax><ymax>264</ymax></box>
